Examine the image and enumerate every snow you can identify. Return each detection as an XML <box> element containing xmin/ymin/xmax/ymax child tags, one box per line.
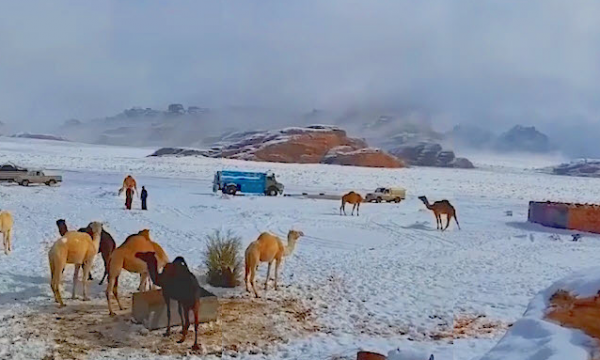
<box><xmin>1</xmin><ymin>137</ymin><xmax>600</xmax><ymax>359</ymax></box>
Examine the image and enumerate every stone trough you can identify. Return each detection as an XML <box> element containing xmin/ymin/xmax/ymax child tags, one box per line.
<box><xmin>132</xmin><ymin>287</ymin><xmax>219</xmax><ymax>330</ymax></box>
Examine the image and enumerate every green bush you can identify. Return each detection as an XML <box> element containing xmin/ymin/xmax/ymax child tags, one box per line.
<box><xmin>204</xmin><ymin>229</ymin><xmax>243</xmax><ymax>288</ymax></box>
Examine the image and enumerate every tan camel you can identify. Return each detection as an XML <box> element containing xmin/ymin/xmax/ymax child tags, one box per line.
<box><xmin>418</xmin><ymin>196</ymin><xmax>460</xmax><ymax>231</ymax></box>
<box><xmin>245</xmin><ymin>230</ymin><xmax>304</xmax><ymax>298</ymax></box>
<box><xmin>0</xmin><ymin>211</ymin><xmax>14</xmax><ymax>255</ymax></box>
<box><xmin>340</xmin><ymin>191</ymin><xmax>363</xmax><ymax>216</ymax></box>
<box><xmin>48</xmin><ymin>222</ymin><xmax>103</xmax><ymax>306</ymax></box>
<box><xmin>118</xmin><ymin>175</ymin><xmax>138</xmax><ymax>196</ymax></box>
<box><xmin>105</xmin><ymin>229</ymin><xmax>169</xmax><ymax>315</ymax></box>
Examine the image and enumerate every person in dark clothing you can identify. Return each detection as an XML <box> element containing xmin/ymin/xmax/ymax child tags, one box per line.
<box><xmin>141</xmin><ymin>186</ymin><xmax>148</xmax><ymax>210</ymax></box>
<box><xmin>125</xmin><ymin>187</ymin><xmax>133</xmax><ymax>210</ymax></box>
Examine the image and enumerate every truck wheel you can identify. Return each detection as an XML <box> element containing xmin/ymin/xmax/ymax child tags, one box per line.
<box><xmin>46</xmin><ymin>179</ymin><xmax>56</xmax><ymax>186</ymax></box>
<box><xmin>224</xmin><ymin>185</ymin><xmax>237</xmax><ymax>195</ymax></box>
<box><xmin>394</xmin><ymin>198</ymin><xmax>401</xmax><ymax>203</ymax></box>
<box><xmin>21</xmin><ymin>179</ymin><xmax>29</xmax><ymax>187</ymax></box>
<box><xmin>266</xmin><ymin>187</ymin><xmax>278</xmax><ymax>196</ymax></box>
<box><xmin>376</xmin><ymin>197</ymin><xmax>382</xmax><ymax>203</ymax></box>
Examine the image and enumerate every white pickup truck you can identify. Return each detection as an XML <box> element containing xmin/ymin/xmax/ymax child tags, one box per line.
<box><xmin>15</xmin><ymin>170</ymin><xmax>62</xmax><ymax>186</ymax></box>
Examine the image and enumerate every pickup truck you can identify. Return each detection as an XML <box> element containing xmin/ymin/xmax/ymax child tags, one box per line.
<box><xmin>213</xmin><ymin>170</ymin><xmax>284</xmax><ymax>196</ymax></box>
<box><xmin>15</xmin><ymin>170</ymin><xmax>62</xmax><ymax>186</ymax></box>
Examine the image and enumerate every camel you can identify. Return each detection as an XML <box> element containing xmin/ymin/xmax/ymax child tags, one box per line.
<box><xmin>0</xmin><ymin>211</ymin><xmax>14</xmax><ymax>255</ymax></box>
<box><xmin>245</xmin><ymin>230</ymin><xmax>304</xmax><ymax>298</ymax></box>
<box><xmin>418</xmin><ymin>196</ymin><xmax>461</xmax><ymax>231</ymax></box>
<box><xmin>48</xmin><ymin>222</ymin><xmax>103</xmax><ymax>306</ymax></box>
<box><xmin>55</xmin><ymin>220</ymin><xmax>117</xmax><ymax>284</ymax></box>
<box><xmin>136</xmin><ymin>252</ymin><xmax>202</xmax><ymax>350</ymax></box>
<box><xmin>105</xmin><ymin>229</ymin><xmax>169</xmax><ymax>316</ymax></box>
<box><xmin>340</xmin><ymin>191</ymin><xmax>363</xmax><ymax>216</ymax></box>
<box><xmin>118</xmin><ymin>175</ymin><xmax>138</xmax><ymax>197</ymax></box>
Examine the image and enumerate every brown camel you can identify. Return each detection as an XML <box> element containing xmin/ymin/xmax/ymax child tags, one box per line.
<box><xmin>245</xmin><ymin>230</ymin><xmax>304</xmax><ymax>298</ymax></box>
<box><xmin>418</xmin><ymin>196</ymin><xmax>460</xmax><ymax>231</ymax></box>
<box><xmin>48</xmin><ymin>222</ymin><xmax>103</xmax><ymax>306</ymax></box>
<box><xmin>105</xmin><ymin>229</ymin><xmax>169</xmax><ymax>315</ymax></box>
<box><xmin>118</xmin><ymin>175</ymin><xmax>138</xmax><ymax>197</ymax></box>
<box><xmin>340</xmin><ymin>191</ymin><xmax>363</xmax><ymax>216</ymax></box>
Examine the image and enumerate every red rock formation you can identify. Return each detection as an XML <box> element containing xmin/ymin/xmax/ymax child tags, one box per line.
<box><xmin>322</xmin><ymin>148</ymin><xmax>405</xmax><ymax>168</ymax></box>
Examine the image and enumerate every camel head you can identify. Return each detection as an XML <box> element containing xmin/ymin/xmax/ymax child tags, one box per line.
<box><xmin>288</xmin><ymin>230</ymin><xmax>304</xmax><ymax>241</ymax></box>
<box><xmin>89</xmin><ymin>222</ymin><xmax>103</xmax><ymax>236</ymax></box>
<box><xmin>135</xmin><ymin>251</ymin><xmax>157</xmax><ymax>266</ymax></box>
<box><xmin>418</xmin><ymin>196</ymin><xmax>429</xmax><ymax>204</ymax></box>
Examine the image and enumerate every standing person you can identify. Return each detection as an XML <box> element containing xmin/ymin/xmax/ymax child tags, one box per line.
<box><xmin>125</xmin><ymin>187</ymin><xmax>133</xmax><ymax>210</ymax></box>
<box><xmin>141</xmin><ymin>186</ymin><xmax>148</xmax><ymax>210</ymax></box>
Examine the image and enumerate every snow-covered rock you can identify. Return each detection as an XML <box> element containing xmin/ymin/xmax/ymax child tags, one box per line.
<box><xmin>388</xmin><ymin>348</ymin><xmax>433</xmax><ymax>360</ymax></box>
<box><xmin>481</xmin><ymin>267</ymin><xmax>600</xmax><ymax>360</ymax></box>
<box><xmin>546</xmin><ymin>159</ymin><xmax>600</xmax><ymax>178</ymax></box>
<box><xmin>322</xmin><ymin>147</ymin><xmax>405</xmax><ymax>168</ymax></box>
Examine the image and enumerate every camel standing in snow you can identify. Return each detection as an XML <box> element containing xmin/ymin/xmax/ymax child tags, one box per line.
<box><xmin>245</xmin><ymin>230</ymin><xmax>304</xmax><ymax>298</ymax></box>
<box><xmin>0</xmin><ymin>211</ymin><xmax>14</xmax><ymax>255</ymax></box>
<box><xmin>340</xmin><ymin>191</ymin><xmax>363</xmax><ymax>216</ymax></box>
<box><xmin>418</xmin><ymin>196</ymin><xmax>460</xmax><ymax>231</ymax></box>
<box><xmin>48</xmin><ymin>222</ymin><xmax>103</xmax><ymax>306</ymax></box>
<box><xmin>105</xmin><ymin>229</ymin><xmax>169</xmax><ymax>315</ymax></box>
<box><xmin>118</xmin><ymin>175</ymin><xmax>138</xmax><ymax>197</ymax></box>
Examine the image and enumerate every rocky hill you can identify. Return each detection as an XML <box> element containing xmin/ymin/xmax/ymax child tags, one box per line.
<box><xmin>495</xmin><ymin>125</ymin><xmax>554</xmax><ymax>153</ymax></box>
<box><xmin>544</xmin><ymin>159</ymin><xmax>600</xmax><ymax>178</ymax></box>
<box><xmin>150</xmin><ymin>125</ymin><xmax>405</xmax><ymax>168</ymax></box>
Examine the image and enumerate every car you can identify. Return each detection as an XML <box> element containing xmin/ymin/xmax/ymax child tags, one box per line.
<box><xmin>0</xmin><ymin>163</ymin><xmax>28</xmax><ymax>182</ymax></box>
<box><xmin>15</xmin><ymin>170</ymin><xmax>62</xmax><ymax>186</ymax></box>
<box><xmin>365</xmin><ymin>187</ymin><xmax>406</xmax><ymax>203</ymax></box>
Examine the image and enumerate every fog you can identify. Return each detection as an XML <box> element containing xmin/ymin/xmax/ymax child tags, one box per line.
<box><xmin>1</xmin><ymin>1</ymin><xmax>599</xmax><ymax>156</ymax></box>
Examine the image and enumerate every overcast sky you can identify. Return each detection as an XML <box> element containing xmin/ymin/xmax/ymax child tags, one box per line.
<box><xmin>1</xmin><ymin>0</ymin><xmax>599</xmax><ymax>134</ymax></box>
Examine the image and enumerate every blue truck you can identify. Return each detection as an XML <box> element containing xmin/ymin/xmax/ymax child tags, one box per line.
<box><xmin>212</xmin><ymin>170</ymin><xmax>285</xmax><ymax>196</ymax></box>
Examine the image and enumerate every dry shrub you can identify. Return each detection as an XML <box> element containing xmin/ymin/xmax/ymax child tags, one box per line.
<box><xmin>204</xmin><ymin>229</ymin><xmax>243</xmax><ymax>287</ymax></box>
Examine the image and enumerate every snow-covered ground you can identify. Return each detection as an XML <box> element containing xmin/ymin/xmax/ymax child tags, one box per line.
<box><xmin>0</xmin><ymin>137</ymin><xmax>599</xmax><ymax>360</ymax></box>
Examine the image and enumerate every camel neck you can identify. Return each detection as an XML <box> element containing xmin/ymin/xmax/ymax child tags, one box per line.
<box><xmin>285</xmin><ymin>235</ymin><xmax>297</xmax><ymax>256</ymax></box>
<box><xmin>145</xmin><ymin>260</ymin><xmax>162</xmax><ymax>287</ymax></box>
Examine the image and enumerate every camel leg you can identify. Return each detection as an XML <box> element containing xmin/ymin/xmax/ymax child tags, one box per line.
<box><xmin>50</xmin><ymin>261</ymin><xmax>65</xmax><ymax>307</ymax></box>
<box><xmin>72</xmin><ymin>265</ymin><xmax>80</xmax><ymax>300</ymax></box>
<box><xmin>435</xmin><ymin>213</ymin><xmax>441</xmax><ymax>230</ymax></box>
<box><xmin>250</xmin><ymin>265</ymin><xmax>259</xmax><ymax>298</ymax></box>
<box><xmin>178</xmin><ymin>306</ymin><xmax>190</xmax><ymax>344</ymax></box>
<box><xmin>178</xmin><ymin>302</ymin><xmax>185</xmax><ymax>334</ymax></box>
<box><xmin>351</xmin><ymin>203</ymin><xmax>355</xmax><ymax>216</ymax></box>
<box><xmin>274</xmin><ymin>259</ymin><xmax>281</xmax><ymax>290</ymax></box>
<box><xmin>3</xmin><ymin>232</ymin><xmax>7</xmax><ymax>255</ymax></box>
<box><xmin>265</xmin><ymin>261</ymin><xmax>272</xmax><ymax>291</ymax></box>
<box><xmin>138</xmin><ymin>272</ymin><xmax>149</xmax><ymax>292</ymax></box>
<box><xmin>106</xmin><ymin>276</ymin><xmax>115</xmax><ymax>315</ymax></box>
<box><xmin>113</xmin><ymin>276</ymin><xmax>123</xmax><ymax>310</ymax></box>
<box><xmin>99</xmin><ymin>251</ymin><xmax>110</xmax><ymax>285</ymax></box>
<box><xmin>81</xmin><ymin>260</ymin><xmax>93</xmax><ymax>301</ymax></box>
<box><xmin>356</xmin><ymin>203</ymin><xmax>360</xmax><ymax>216</ymax></box>
<box><xmin>164</xmin><ymin>295</ymin><xmax>172</xmax><ymax>336</ymax></box>
<box><xmin>191</xmin><ymin>301</ymin><xmax>200</xmax><ymax>351</ymax></box>
<box><xmin>6</xmin><ymin>229</ymin><xmax>12</xmax><ymax>253</ymax></box>
<box><xmin>444</xmin><ymin>214</ymin><xmax>451</xmax><ymax>231</ymax></box>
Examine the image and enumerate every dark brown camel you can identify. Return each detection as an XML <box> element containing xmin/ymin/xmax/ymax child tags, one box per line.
<box><xmin>136</xmin><ymin>252</ymin><xmax>202</xmax><ymax>350</ymax></box>
<box><xmin>418</xmin><ymin>196</ymin><xmax>461</xmax><ymax>231</ymax></box>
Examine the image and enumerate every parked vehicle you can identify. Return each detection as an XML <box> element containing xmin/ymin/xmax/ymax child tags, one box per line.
<box><xmin>365</xmin><ymin>187</ymin><xmax>406</xmax><ymax>203</ymax></box>
<box><xmin>15</xmin><ymin>170</ymin><xmax>62</xmax><ymax>186</ymax></box>
<box><xmin>0</xmin><ymin>163</ymin><xmax>28</xmax><ymax>182</ymax></box>
<box><xmin>213</xmin><ymin>170</ymin><xmax>284</xmax><ymax>196</ymax></box>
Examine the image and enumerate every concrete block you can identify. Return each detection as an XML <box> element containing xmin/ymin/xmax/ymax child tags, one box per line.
<box><xmin>132</xmin><ymin>287</ymin><xmax>219</xmax><ymax>330</ymax></box>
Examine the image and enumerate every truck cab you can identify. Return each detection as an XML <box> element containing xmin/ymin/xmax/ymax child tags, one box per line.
<box><xmin>365</xmin><ymin>187</ymin><xmax>406</xmax><ymax>203</ymax></box>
